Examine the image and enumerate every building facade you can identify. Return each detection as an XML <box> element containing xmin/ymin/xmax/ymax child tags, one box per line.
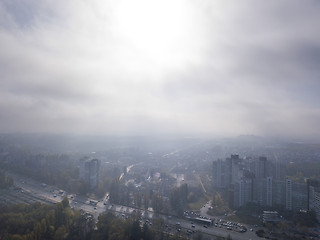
<box><xmin>79</xmin><ymin>158</ymin><xmax>100</xmax><ymax>190</ymax></box>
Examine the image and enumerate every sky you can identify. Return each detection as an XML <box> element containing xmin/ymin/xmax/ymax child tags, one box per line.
<box><xmin>0</xmin><ymin>0</ymin><xmax>320</xmax><ymax>138</ymax></box>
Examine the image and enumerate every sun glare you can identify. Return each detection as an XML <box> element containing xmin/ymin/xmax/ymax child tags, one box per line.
<box><xmin>111</xmin><ymin>0</ymin><xmax>202</xmax><ymax>69</ymax></box>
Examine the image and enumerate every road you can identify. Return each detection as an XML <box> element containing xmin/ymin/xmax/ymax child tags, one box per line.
<box><xmin>4</xmin><ymin>171</ymin><xmax>261</xmax><ymax>240</ymax></box>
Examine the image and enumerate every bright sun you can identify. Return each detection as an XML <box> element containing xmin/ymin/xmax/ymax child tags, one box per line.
<box><xmin>111</xmin><ymin>0</ymin><xmax>204</xmax><ymax>70</ymax></box>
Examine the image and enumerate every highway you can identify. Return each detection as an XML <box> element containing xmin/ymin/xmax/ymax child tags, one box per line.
<box><xmin>4</xmin><ymin>171</ymin><xmax>261</xmax><ymax>240</ymax></box>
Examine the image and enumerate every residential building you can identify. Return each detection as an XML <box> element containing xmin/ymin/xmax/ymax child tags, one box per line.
<box><xmin>79</xmin><ymin>158</ymin><xmax>100</xmax><ymax>190</ymax></box>
<box><xmin>309</xmin><ymin>186</ymin><xmax>320</xmax><ymax>222</ymax></box>
<box><xmin>285</xmin><ymin>178</ymin><xmax>292</xmax><ymax>210</ymax></box>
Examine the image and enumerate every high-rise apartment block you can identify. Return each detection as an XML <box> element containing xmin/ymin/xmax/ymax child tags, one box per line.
<box><xmin>285</xmin><ymin>177</ymin><xmax>292</xmax><ymax>210</ymax></box>
<box><xmin>79</xmin><ymin>158</ymin><xmax>100</xmax><ymax>190</ymax></box>
<box><xmin>309</xmin><ymin>184</ymin><xmax>320</xmax><ymax>222</ymax></box>
<box><xmin>234</xmin><ymin>178</ymin><xmax>252</xmax><ymax>208</ymax></box>
<box><xmin>213</xmin><ymin>155</ymin><xmax>308</xmax><ymax>212</ymax></box>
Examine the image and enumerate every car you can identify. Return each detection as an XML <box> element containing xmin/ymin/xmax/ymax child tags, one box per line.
<box><xmin>203</xmin><ymin>225</ymin><xmax>208</xmax><ymax>228</ymax></box>
<box><xmin>94</xmin><ymin>207</ymin><xmax>97</xmax><ymax>210</ymax></box>
<box><xmin>53</xmin><ymin>194</ymin><xmax>57</xmax><ymax>197</ymax></box>
<box><xmin>250</xmin><ymin>228</ymin><xmax>253</xmax><ymax>231</ymax></box>
<box><xmin>192</xmin><ymin>225</ymin><xmax>195</xmax><ymax>228</ymax></box>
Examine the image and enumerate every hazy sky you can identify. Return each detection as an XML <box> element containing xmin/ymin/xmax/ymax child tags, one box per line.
<box><xmin>0</xmin><ymin>0</ymin><xmax>320</xmax><ymax>138</ymax></box>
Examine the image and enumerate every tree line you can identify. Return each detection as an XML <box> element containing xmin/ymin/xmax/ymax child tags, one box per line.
<box><xmin>0</xmin><ymin>198</ymin><xmax>93</xmax><ymax>240</ymax></box>
<box><xmin>0</xmin><ymin>199</ymin><xmax>208</xmax><ymax>240</ymax></box>
<box><xmin>0</xmin><ymin>170</ymin><xmax>13</xmax><ymax>189</ymax></box>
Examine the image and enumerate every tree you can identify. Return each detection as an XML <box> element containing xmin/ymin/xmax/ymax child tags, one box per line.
<box><xmin>0</xmin><ymin>170</ymin><xmax>13</xmax><ymax>189</ymax></box>
<box><xmin>61</xmin><ymin>197</ymin><xmax>69</xmax><ymax>208</ymax></box>
<box><xmin>144</xmin><ymin>193</ymin><xmax>149</xmax><ymax>210</ymax></box>
<box><xmin>0</xmin><ymin>200</ymin><xmax>92</xmax><ymax>240</ymax></box>
<box><xmin>130</xmin><ymin>220</ymin><xmax>141</xmax><ymax>240</ymax></box>
<box><xmin>152</xmin><ymin>193</ymin><xmax>165</xmax><ymax>213</ymax></box>
<box><xmin>226</xmin><ymin>234</ymin><xmax>233</xmax><ymax>240</ymax></box>
<box><xmin>194</xmin><ymin>231</ymin><xmax>203</xmax><ymax>240</ymax></box>
<box><xmin>109</xmin><ymin>179</ymin><xmax>120</xmax><ymax>204</ymax></box>
<box><xmin>10</xmin><ymin>234</ymin><xmax>24</xmax><ymax>240</ymax></box>
<box><xmin>141</xmin><ymin>223</ymin><xmax>153</xmax><ymax>240</ymax></box>
<box><xmin>54</xmin><ymin>226</ymin><xmax>67</xmax><ymax>240</ymax></box>
<box><xmin>134</xmin><ymin>192</ymin><xmax>142</xmax><ymax>208</ymax></box>
<box><xmin>77</xmin><ymin>180</ymin><xmax>89</xmax><ymax>195</ymax></box>
<box><xmin>169</xmin><ymin>184</ymin><xmax>189</xmax><ymax>216</ymax></box>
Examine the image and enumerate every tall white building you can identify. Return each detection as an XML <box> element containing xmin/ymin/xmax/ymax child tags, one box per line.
<box><xmin>255</xmin><ymin>157</ymin><xmax>267</xmax><ymax>178</ymax></box>
<box><xmin>273</xmin><ymin>180</ymin><xmax>285</xmax><ymax>207</ymax></box>
<box><xmin>232</xmin><ymin>160</ymin><xmax>241</xmax><ymax>183</ymax></box>
<box><xmin>253</xmin><ymin>178</ymin><xmax>267</xmax><ymax>206</ymax></box>
<box><xmin>266</xmin><ymin>177</ymin><xmax>273</xmax><ymax>207</ymax></box>
<box><xmin>292</xmin><ymin>182</ymin><xmax>308</xmax><ymax>211</ymax></box>
<box><xmin>79</xmin><ymin>158</ymin><xmax>100</xmax><ymax>190</ymax></box>
<box><xmin>285</xmin><ymin>178</ymin><xmax>292</xmax><ymax>210</ymax></box>
<box><xmin>309</xmin><ymin>186</ymin><xmax>320</xmax><ymax>222</ymax></box>
<box><xmin>238</xmin><ymin>179</ymin><xmax>252</xmax><ymax>207</ymax></box>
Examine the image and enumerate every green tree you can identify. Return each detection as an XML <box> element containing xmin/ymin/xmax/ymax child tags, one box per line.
<box><xmin>170</xmin><ymin>184</ymin><xmax>189</xmax><ymax>216</ymax></box>
<box><xmin>152</xmin><ymin>193</ymin><xmax>163</xmax><ymax>213</ymax></box>
<box><xmin>129</xmin><ymin>220</ymin><xmax>141</xmax><ymax>240</ymax></box>
<box><xmin>54</xmin><ymin>226</ymin><xmax>67</xmax><ymax>240</ymax></box>
<box><xmin>109</xmin><ymin>179</ymin><xmax>120</xmax><ymax>204</ymax></box>
<box><xmin>10</xmin><ymin>234</ymin><xmax>24</xmax><ymax>240</ymax></box>
<box><xmin>61</xmin><ymin>197</ymin><xmax>69</xmax><ymax>208</ymax></box>
<box><xmin>134</xmin><ymin>192</ymin><xmax>142</xmax><ymax>208</ymax></box>
<box><xmin>144</xmin><ymin>193</ymin><xmax>149</xmax><ymax>210</ymax></box>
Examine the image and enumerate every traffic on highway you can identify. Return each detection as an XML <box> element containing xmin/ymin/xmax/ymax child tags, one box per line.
<box><xmin>3</xmin><ymin>171</ymin><xmax>261</xmax><ymax>240</ymax></box>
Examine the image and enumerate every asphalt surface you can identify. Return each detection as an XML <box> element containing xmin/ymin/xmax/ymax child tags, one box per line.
<box><xmin>4</xmin><ymin>172</ymin><xmax>261</xmax><ymax>240</ymax></box>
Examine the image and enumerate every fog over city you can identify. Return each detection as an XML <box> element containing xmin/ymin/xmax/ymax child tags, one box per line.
<box><xmin>1</xmin><ymin>0</ymin><xmax>320</xmax><ymax>139</ymax></box>
<box><xmin>2</xmin><ymin>2</ymin><xmax>320</xmax><ymax>239</ymax></box>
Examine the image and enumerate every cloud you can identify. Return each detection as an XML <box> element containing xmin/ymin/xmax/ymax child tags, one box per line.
<box><xmin>0</xmin><ymin>0</ymin><xmax>320</xmax><ymax>138</ymax></box>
